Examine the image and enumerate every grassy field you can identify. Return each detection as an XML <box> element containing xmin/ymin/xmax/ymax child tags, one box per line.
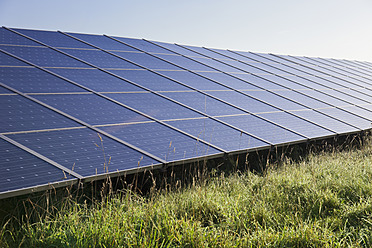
<box><xmin>2</xmin><ymin>137</ymin><xmax>372</xmax><ymax>247</ymax></box>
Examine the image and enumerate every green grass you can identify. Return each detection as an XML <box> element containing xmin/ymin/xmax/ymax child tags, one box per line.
<box><xmin>2</xmin><ymin>139</ymin><xmax>372</xmax><ymax>247</ymax></box>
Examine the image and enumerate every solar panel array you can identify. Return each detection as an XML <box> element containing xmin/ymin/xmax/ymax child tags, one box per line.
<box><xmin>1</xmin><ymin>27</ymin><xmax>372</xmax><ymax>198</ymax></box>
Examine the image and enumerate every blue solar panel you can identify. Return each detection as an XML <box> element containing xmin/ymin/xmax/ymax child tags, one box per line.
<box><xmin>0</xmin><ymin>86</ymin><xmax>13</xmax><ymax>94</ymax></box>
<box><xmin>217</xmin><ymin>115</ymin><xmax>306</xmax><ymax>144</ymax></box>
<box><xmin>100</xmin><ymin>122</ymin><xmax>221</xmax><ymax>162</ymax></box>
<box><xmin>158</xmin><ymin>71</ymin><xmax>229</xmax><ymax>91</ymax></box>
<box><xmin>112</xmin><ymin>37</ymin><xmax>176</xmax><ymax>54</ymax></box>
<box><xmin>207</xmin><ymin>91</ymin><xmax>279</xmax><ymax>114</ymax></box>
<box><xmin>150</xmin><ymin>41</ymin><xmax>201</xmax><ymax>56</ymax></box>
<box><xmin>188</xmin><ymin>57</ymin><xmax>244</xmax><ymax>73</ymax></box>
<box><xmin>2</xmin><ymin>27</ymin><xmax>372</xmax><ymax>198</ymax></box>
<box><xmin>336</xmin><ymin>88</ymin><xmax>372</xmax><ymax>103</ymax></box>
<box><xmin>257</xmin><ymin>112</ymin><xmax>335</xmax><ymax>139</ymax></box>
<box><xmin>332</xmin><ymin>76</ymin><xmax>372</xmax><ymax>90</ymax></box>
<box><xmin>161</xmin><ymin>91</ymin><xmax>246</xmax><ymax>116</ymax></box>
<box><xmin>0</xmin><ymin>50</ymin><xmax>30</xmax><ymax>66</ymax></box>
<box><xmin>271</xmin><ymin>90</ymin><xmax>329</xmax><ymax>109</ymax></box>
<box><xmin>289</xmin><ymin>109</ymin><xmax>358</xmax><ymax>134</ymax></box>
<box><xmin>0</xmin><ymin>95</ymin><xmax>80</xmax><ymax>133</ymax></box>
<box><xmin>0</xmin><ymin>28</ymin><xmax>42</xmax><ymax>46</ymax></box>
<box><xmin>297</xmin><ymin>89</ymin><xmax>367</xmax><ymax>106</ymax></box>
<box><xmin>0</xmin><ymin>138</ymin><xmax>75</xmax><ymax>193</ymax></box>
<box><xmin>245</xmin><ymin>90</ymin><xmax>307</xmax><ymax>111</ymax></box>
<box><xmin>107</xmin><ymin>69</ymin><xmax>188</xmax><ymax>92</ymax></box>
<box><xmin>33</xmin><ymin>94</ymin><xmax>150</xmax><ymax>125</ymax></box>
<box><xmin>208</xmin><ymin>48</ymin><xmax>258</xmax><ymax>63</ymax></box>
<box><xmin>340</xmin><ymin>105</ymin><xmax>372</xmax><ymax>123</ymax></box>
<box><xmin>155</xmin><ymin>54</ymin><xmax>215</xmax><ymax>71</ymax></box>
<box><xmin>0</xmin><ymin>45</ymin><xmax>91</xmax><ymax>68</ymax></box>
<box><xmin>67</xmin><ymin>33</ymin><xmax>137</xmax><ymax>51</ymax></box>
<box><xmin>8</xmin><ymin>128</ymin><xmax>159</xmax><ymax>177</ymax></box>
<box><xmin>230</xmin><ymin>73</ymin><xmax>287</xmax><ymax>90</ymax></box>
<box><xmin>279</xmin><ymin>75</ymin><xmax>330</xmax><ymax>90</ymax></box>
<box><xmin>59</xmin><ymin>49</ymin><xmax>141</xmax><ymax>69</ymax></box>
<box><xmin>111</xmin><ymin>51</ymin><xmax>181</xmax><ymax>70</ymax></box>
<box><xmin>197</xmin><ymin>71</ymin><xmax>261</xmax><ymax>90</ymax></box>
<box><xmin>317</xmin><ymin>108</ymin><xmax>371</xmax><ymax>130</ymax></box>
<box><xmin>14</xmin><ymin>28</ymin><xmax>93</xmax><ymax>49</ymax></box>
<box><xmin>164</xmin><ymin>118</ymin><xmax>269</xmax><ymax>151</ymax></box>
<box><xmin>104</xmin><ymin>93</ymin><xmax>202</xmax><ymax>121</ymax></box>
<box><xmin>237</xmin><ymin>61</ymin><xmax>289</xmax><ymax>75</ymax></box>
<box><xmin>0</xmin><ymin>67</ymin><xmax>87</xmax><ymax>93</ymax></box>
<box><xmin>258</xmin><ymin>75</ymin><xmax>310</xmax><ymax>90</ymax></box>
<box><xmin>48</xmin><ymin>68</ymin><xmax>145</xmax><ymax>92</ymax></box>
<box><xmin>227</xmin><ymin>62</ymin><xmax>270</xmax><ymax>75</ymax></box>
<box><xmin>179</xmin><ymin>45</ymin><xmax>231</xmax><ymax>60</ymax></box>
<box><xmin>263</xmin><ymin>62</ymin><xmax>308</xmax><ymax>75</ymax></box>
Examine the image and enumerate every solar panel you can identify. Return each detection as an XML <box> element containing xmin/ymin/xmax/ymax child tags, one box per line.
<box><xmin>0</xmin><ymin>67</ymin><xmax>87</xmax><ymax>93</ymax></box>
<box><xmin>1</xmin><ymin>26</ymin><xmax>372</xmax><ymax>199</ymax></box>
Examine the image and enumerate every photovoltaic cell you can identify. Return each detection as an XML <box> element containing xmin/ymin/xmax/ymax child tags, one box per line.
<box><xmin>13</xmin><ymin>28</ymin><xmax>93</xmax><ymax>49</ymax></box>
<box><xmin>158</xmin><ymin>70</ymin><xmax>229</xmax><ymax>91</ymax></box>
<box><xmin>339</xmin><ymin>105</ymin><xmax>372</xmax><ymax>123</ymax></box>
<box><xmin>111</xmin><ymin>51</ymin><xmax>181</xmax><ymax>70</ymax></box>
<box><xmin>0</xmin><ymin>86</ymin><xmax>13</xmax><ymax>94</ymax></box>
<box><xmin>227</xmin><ymin>61</ymin><xmax>271</xmax><ymax>74</ymax></box>
<box><xmin>67</xmin><ymin>33</ymin><xmax>137</xmax><ymax>51</ymax></box>
<box><xmin>0</xmin><ymin>45</ymin><xmax>91</xmax><ymax>68</ymax></box>
<box><xmin>0</xmin><ymin>67</ymin><xmax>87</xmax><ymax>93</ymax></box>
<box><xmin>230</xmin><ymin>73</ymin><xmax>287</xmax><ymax>90</ymax></box>
<box><xmin>272</xmin><ymin>90</ymin><xmax>330</xmax><ymax>109</ymax></box>
<box><xmin>49</xmin><ymin>68</ymin><xmax>145</xmax><ymax>92</ymax></box>
<box><xmin>197</xmin><ymin>71</ymin><xmax>261</xmax><ymax>90</ymax></box>
<box><xmin>0</xmin><ymin>95</ymin><xmax>80</xmax><ymax>133</ymax></box>
<box><xmin>155</xmin><ymin>54</ymin><xmax>215</xmax><ymax>71</ymax></box>
<box><xmin>188</xmin><ymin>57</ymin><xmax>244</xmax><ymax>73</ymax></box>
<box><xmin>258</xmin><ymin>75</ymin><xmax>310</xmax><ymax>90</ymax></box>
<box><xmin>0</xmin><ymin>28</ymin><xmax>42</xmax><ymax>46</ymax></box>
<box><xmin>289</xmin><ymin>109</ymin><xmax>358</xmax><ymax>134</ymax></box>
<box><xmin>33</xmin><ymin>94</ymin><xmax>150</xmax><ymax>125</ymax></box>
<box><xmin>113</xmin><ymin>37</ymin><xmax>176</xmax><ymax>54</ymax></box>
<box><xmin>100</xmin><ymin>122</ymin><xmax>222</xmax><ymax>162</ymax></box>
<box><xmin>297</xmin><ymin>89</ymin><xmax>364</xmax><ymax>106</ymax></box>
<box><xmin>338</xmin><ymin>89</ymin><xmax>372</xmax><ymax>103</ymax></box>
<box><xmin>0</xmin><ymin>50</ymin><xmax>30</xmax><ymax>67</ymax></box>
<box><xmin>59</xmin><ymin>48</ymin><xmax>141</xmax><ymax>69</ymax></box>
<box><xmin>180</xmin><ymin>45</ymin><xmax>232</xmax><ymax>60</ymax></box>
<box><xmin>316</xmin><ymin>108</ymin><xmax>371</xmax><ymax>130</ymax></box>
<box><xmin>257</xmin><ymin>112</ymin><xmax>335</xmax><ymax>138</ymax></box>
<box><xmin>161</xmin><ymin>91</ymin><xmax>245</xmax><ymax>116</ymax></box>
<box><xmin>107</xmin><ymin>69</ymin><xmax>188</xmax><ymax>92</ymax></box>
<box><xmin>164</xmin><ymin>118</ymin><xmax>269</xmax><ymax>151</ymax></box>
<box><xmin>0</xmin><ymin>138</ymin><xmax>75</xmax><ymax>193</ymax></box>
<box><xmin>209</xmin><ymin>49</ymin><xmax>258</xmax><ymax>62</ymax></box>
<box><xmin>279</xmin><ymin>75</ymin><xmax>330</xmax><ymax>90</ymax></box>
<box><xmin>8</xmin><ymin>128</ymin><xmax>159</xmax><ymax>177</ymax></box>
<box><xmin>217</xmin><ymin>114</ymin><xmax>306</xmax><ymax>144</ymax></box>
<box><xmin>104</xmin><ymin>92</ymin><xmax>203</xmax><ymax>121</ymax></box>
<box><xmin>245</xmin><ymin>90</ymin><xmax>307</xmax><ymax>111</ymax></box>
<box><xmin>207</xmin><ymin>90</ymin><xmax>280</xmax><ymax>114</ymax></box>
<box><xmin>151</xmin><ymin>41</ymin><xmax>202</xmax><ymax>56</ymax></box>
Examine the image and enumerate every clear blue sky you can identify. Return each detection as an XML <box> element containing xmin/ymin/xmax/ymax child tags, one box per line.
<box><xmin>1</xmin><ymin>0</ymin><xmax>372</xmax><ymax>62</ymax></box>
